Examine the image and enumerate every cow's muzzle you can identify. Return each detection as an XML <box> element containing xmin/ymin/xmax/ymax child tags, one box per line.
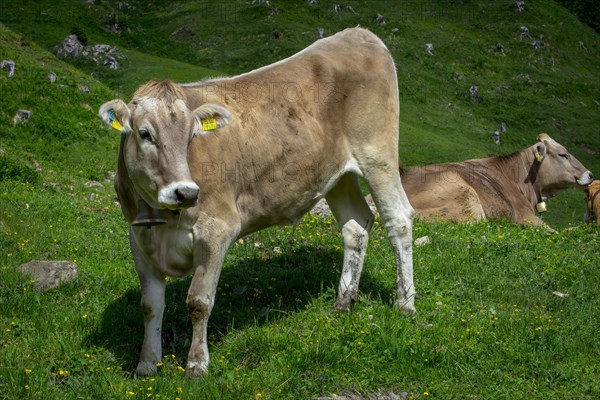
<box><xmin>158</xmin><ymin>182</ymin><xmax>200</xmax><ymax>209</ymax></box>
<box><xmin>578</xmin><ymin>171</ymin><xmax>594</xmax><ymax>186</ymax></box>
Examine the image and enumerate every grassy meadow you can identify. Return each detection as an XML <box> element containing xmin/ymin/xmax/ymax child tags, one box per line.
<box><xmin>1</xmin><ymin>0</ymin><xmax>600</xmax><ymax>398</ymax></box>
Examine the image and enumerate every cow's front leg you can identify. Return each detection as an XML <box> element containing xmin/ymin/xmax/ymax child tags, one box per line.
<box><xmin>185</xmin><ymin>234</ymin><xmax>232</xmax><ymax>377</ymax></box>
<box><xmin>132</xmin><ymin>242</ymin><xmax>167</xmax><ymax>376</ymax></box>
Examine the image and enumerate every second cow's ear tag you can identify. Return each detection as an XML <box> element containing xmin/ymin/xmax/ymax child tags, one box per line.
<box><xmin>108</xmin><ymin>109</ymin><xmax>122</xmax><ymax>131</ymax></box>
<box><xmin>202</xmin><ymin>117</ymin><xmax>217</xmax><ymax>131</ymax></box>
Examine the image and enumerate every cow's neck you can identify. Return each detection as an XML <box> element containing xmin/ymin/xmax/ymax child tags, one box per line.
<box><xmin>521</xmin><ymin>150</ymin><xmax>545</xmax><ymax>210</ymax></box>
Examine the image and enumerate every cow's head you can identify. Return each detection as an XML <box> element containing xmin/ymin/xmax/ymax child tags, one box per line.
<box><xmin>99</xmin><ymin>80</ymin><xmax>232</xmax><ymax>210</ymax></box>
<box><xmin>532</xmin><ymin>133</ymin><xmax>594</xmax><ymax>195</ymax></box>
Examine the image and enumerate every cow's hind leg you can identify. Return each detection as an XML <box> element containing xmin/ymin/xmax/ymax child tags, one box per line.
<box><xmin>364</xmin><ymin>168</ymin><xmax>417</xmax><ymax>314</ymax></box>
<box><xmin>326</xmin><ymin>173</ymin><xmax>374</xmax><ymax>312</ymax></box>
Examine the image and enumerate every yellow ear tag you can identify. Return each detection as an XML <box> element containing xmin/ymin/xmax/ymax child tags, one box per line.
<box><xmin>108</xmin><ymin>109</ymin><xmax>122</xmax><ymax>131</ymax></box>
<box><xmin>111</xmin><ymin>119</ymin><xmax>122</xmax><ymax>131</ymax></box>
<box><xmin>202</xmin><ymin>117</ymin><xmax>217</xmax><ymax>131</ymax></box>
<box><xmin>536</xmin><ymin>153</ymin><xmax>542</xmax><ymax>162</ymax></box>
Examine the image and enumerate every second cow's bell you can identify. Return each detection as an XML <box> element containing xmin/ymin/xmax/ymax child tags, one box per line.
<box><xmin>132</xmin><ymin>199</ymin><xmax>167</xmax><ymax>227</ymax></box>
<box><xmin>535</xmin><ymin>200</ymin><xmax>547</xmax><ymax>213</ymax></box>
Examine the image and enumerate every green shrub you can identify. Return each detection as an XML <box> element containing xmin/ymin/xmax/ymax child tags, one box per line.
<box><xmin>0</xmin><ymin>154</ymin><xmax>40</xmax><ymax>184</ymax></box>
<box><xmin>69</xmin><ymin>25</ymin><xmax>88</xmax><ymax>46</ymax></box>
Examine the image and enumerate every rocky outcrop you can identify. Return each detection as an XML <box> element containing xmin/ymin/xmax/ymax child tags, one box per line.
<box><xmin>55</xmin><ymin>35</ymin><xmax>122</xmax><ymax>68</ymax></box>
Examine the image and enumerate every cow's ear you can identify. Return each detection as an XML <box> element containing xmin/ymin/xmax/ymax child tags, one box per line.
<box><xmin>533</xmin><ymin>142</ymin><xmax>547</xmax><ymax>163</ymax></box>
<box><xmin>99</xmin><ymin>100</ymin><xmax>132</xmax><ymax>133</ymax></box>
<box><xmin>192</xmin><ymin>103</ymin><xmax>232</xmax><ymax>136</ymax></box>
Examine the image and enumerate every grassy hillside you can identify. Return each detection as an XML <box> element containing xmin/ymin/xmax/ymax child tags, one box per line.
<box><xmin>1</xmin><ymin>1</ymin><xmax>599</xmax><ymax>399</ymax></box>
<box><xmin>2</xmin><ymin>0</ymin><xmax>599</xmax><ymax>226</ymax></box>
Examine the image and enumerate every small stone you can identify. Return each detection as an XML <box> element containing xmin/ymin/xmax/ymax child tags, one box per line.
<box><xmin>19</xmin><ymin>261</ymin><xmax>78</xmax><ymax>291</ymax></box>
<box><xmin>414</xmin><ymin>236</ymin><xmax>430</xmax><ymax>246</ymax></box>
<box><xmin>12</xmin><ymin>109</ymin><xmax>32</xmax><ymax>126</ymax></box>
<box><xmin>1</xmin><ymin>60</ymin><xmax>16</xmax><ymax>77</ymax></box>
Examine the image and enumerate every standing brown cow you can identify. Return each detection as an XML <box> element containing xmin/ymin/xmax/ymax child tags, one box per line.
<box><xmin>99</xmin><ymin>28</ymin><xmax>415</xmax><ymax>377</ymax></box>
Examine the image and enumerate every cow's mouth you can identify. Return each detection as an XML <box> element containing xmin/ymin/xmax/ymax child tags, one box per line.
<box><xmin>577</xmin><ymin>171</ymin><xmax>594</xmax><ymax>186</ymax></box>
<box><xmin>157</xmin><ymin>181</ymin><xmax>200</xmax><ymax>209</ymax></box>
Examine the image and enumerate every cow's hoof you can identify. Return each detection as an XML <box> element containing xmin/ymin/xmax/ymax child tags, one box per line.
<box><xmin>395</xmin><ymin>298</ymin><xmax>417</xmax><ymax>315</ymax></box>
<box><xmin>185</xmin><ymin>360</ymin><xmax>208</xmax><ymax>377</ymax></box>
<box><xmin>136</xmin><ymin>361</ymin><xmax>158</xmax><ymax>376</ymax></box>
<box><xmin>332</xmin><ymin>299</ymin><xmax>352</xmax><ymax>313</ymax></box>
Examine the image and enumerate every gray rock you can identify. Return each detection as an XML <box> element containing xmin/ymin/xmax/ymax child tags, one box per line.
<box><xmin>311</xmin><ymin>196</ymin><xmax>378</xmax><ymax>217</ymax></box>
<box><xmin>19</xmin><ymin>260</ymin><xmax>78</xmax><ymax>291</ymax></box>
<box><xmin>103</xmin><ymin>56</ymin><xmax>119</xmax><ymax>69</ymax></box>
<box><xmin>56</xmin><ymin>35</ymin><xmax>122</xmax><ymax>69</ymax></box>
<box><xmin>84</xmin><ymin>180</ymin><xmax>103</xmax><ymax>188</ymax></box>
<box><xmin>82</xmin><ymin>44</ymin><xmax>122</xmax><ymax>68</ymax></box>
<box><xmin>311</xmin><ymin>198</ymin><xmax>332</xmax><ymax>215</ymax></box>
<box><xmin>172</xmin><ymin>27</ymin><xmax>196</xmax><ymax>41</ymax></box>
<box><xmin>516</xmin><ymin>1</ymin><xmax>525</xmax><ymax>12</ymax></box>
<box><xmin>414</xmin><ymin>236</ymin><xmax>430</xmax><ymax>246</ymax></box>
<box><xmin>12</xmin><ymin>109</ymin><xmax>32</xmax><ymax>126</ymax></box>
<box><xmin>56</xmin><ymin>34</ymin><xmax>85</xmax><ymax>58</ymax></box>
<box><xmin>492</xmin><ymin>131</ymin><xmax>501</xmax><ymax>145</ymax></box>
<box><xmin>1</xmin><ymin>60</ymin><xmax>16</xmax><ymax>77</ymax></box>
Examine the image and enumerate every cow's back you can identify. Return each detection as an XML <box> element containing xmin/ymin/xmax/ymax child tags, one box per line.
<box><xmin>181</xmin><ymin>28</ymin><xmax>400</xmax><ymax>234</ymax></box>
<box><xmin>402</xmin><ymin>155</ymin><xmax>534</xmax><ymax>222</ymax></box>
<box><xmin>401</xmin><ymin>164</ymin><xmax>487</xmax><ymax>221</ymax></box>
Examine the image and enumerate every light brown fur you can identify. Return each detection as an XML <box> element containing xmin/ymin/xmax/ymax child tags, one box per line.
<box><xmin>585</xmin><ymin>180</ymin><xmax>600</xmax><ymax>226</ymax></box>
<box><xmin>99</xmin><ymin>28</ymin><xmax>416</xmax><ymax>377</ymax></box>
<box><xmin>401</xmin><ymin>134</ymin><xmax>593</xmax><ymax>227</ymax></box>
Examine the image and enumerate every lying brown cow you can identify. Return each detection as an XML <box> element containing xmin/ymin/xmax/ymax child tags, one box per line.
<box><xmin>99</xmin><ymin>28</ymin><xmax>416</xmax><ymax>377</ymax></box>
<box><xmin>584</xmin><ymin>180</ymin><xmax>600</xmax><ymax>226</ymax></box>
<box><xmin>401</xmin><ymin>134</ymin><xmax>593</xmax><ymax>227</ymax></box>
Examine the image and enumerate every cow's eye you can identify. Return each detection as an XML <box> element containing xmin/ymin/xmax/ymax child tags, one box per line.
<box><xmin>559</xmin><ymin>153</ymin><xmax>569</xmax><ymax>160</ymax></box>
<box><xmin>138</xmin><ymin>128</ymin><xmax>152</xmax><ymax>142</ymax></box>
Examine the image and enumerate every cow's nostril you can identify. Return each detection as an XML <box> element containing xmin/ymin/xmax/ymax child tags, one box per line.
<box><xmin>174</xmin><ymin>186</ymin><xmax>199</xmax><ymax>206</ymax></box>
<box><xmin>175</xmin><ymin>189</ymin><xmax>185</xmax><ymax>204</ymax></box>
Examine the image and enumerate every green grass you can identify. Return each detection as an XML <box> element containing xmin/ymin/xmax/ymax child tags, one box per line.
<box><xmin>1</xmin><ymin>1</ymin><xmax>600</xmax><ymax>398</ymax></box>
<box><xmin>2</xmin><ymin>204</ymin><xmax>599</xmax><ymax>399</ymax></box>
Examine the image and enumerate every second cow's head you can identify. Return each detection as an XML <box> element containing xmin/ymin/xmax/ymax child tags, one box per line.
<box><xmin>99</xmin><ymin>81</ymin><xmax>232</xmax><ymax>210</ymax></box>
<box><xmin>532</xmin><ymin>133</ymin><xmax>593</xmax><ymax>193</ymax></box>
